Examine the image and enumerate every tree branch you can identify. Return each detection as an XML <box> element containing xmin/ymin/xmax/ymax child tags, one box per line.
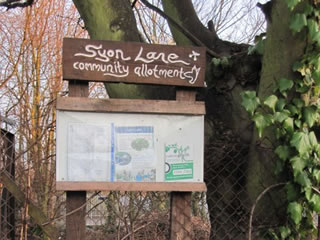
<box><xmin>0</xmin><ymin>0</ymin><xmax>34</xmax><ymax>9</ymax></box>
<box><xmin>248</xmin><ymin>182</ymin><xmax>287</xmax><ymax>240</ymax></box>
<box><xmin>139</xmin><ymin>0</ymin><xmax>220</xmax><ymax>57</ymax></box>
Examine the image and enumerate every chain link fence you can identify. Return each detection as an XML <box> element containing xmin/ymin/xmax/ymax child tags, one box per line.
<box><xmin>0</xmin><ymin>129</ymin><xmax>15</xmax><ymax>240</ymax></box>
<box><xmin>0</xmin><ymin>123</ymin><xmax>285</xmax><ymax>240</ymax></box>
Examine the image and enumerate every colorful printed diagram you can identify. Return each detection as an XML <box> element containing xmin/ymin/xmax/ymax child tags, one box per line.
<box><xmin>165</xmin><ymin>143</ymin><xmax>194</xmax><ymax>181</ymax></box>
<box><xmin>111</xmin><ymin>125</ymin><xmax>156</xmax><ymax>182</ymax></box>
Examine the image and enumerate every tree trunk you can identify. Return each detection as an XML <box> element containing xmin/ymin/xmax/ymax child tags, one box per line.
<box><xmin>246</xmin><ymin>0</ymin><xmax>307</xmax><ymax>230</ymax></box>
<box><xmin>72</xmin><ymin>0</ymin><xmax>175</xmax><ymax>100</ymax></box>
<box><xmin>72</xmin><ymin>0</ymin><xmax>308</xmax><ymax>239</ymax></box>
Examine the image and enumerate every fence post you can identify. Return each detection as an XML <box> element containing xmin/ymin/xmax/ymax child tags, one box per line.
<box><xmin>170</xmin><ymin>192</ymin><xmax>192</xmax><ymax>240</ymax></box>
<box><xmin>169</xmin><ymin>89</ymin><xmax>197</xmax><ymax>239</ymax></box>
<box><xmin>66</xmin><ymin>80</ymin><xmax>88</xmax><ymax>240</ymax></box>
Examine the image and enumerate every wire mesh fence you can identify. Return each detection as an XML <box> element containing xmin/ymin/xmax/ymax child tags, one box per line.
<box><xmin>0</xmin><ymin>129</ymin><xmax>15</xmax><ymax>240</ymax></box>
<box><xmin>0</xmin><ymin>122</ymin><xmax>290</xmax><ymax>240</ymax></box>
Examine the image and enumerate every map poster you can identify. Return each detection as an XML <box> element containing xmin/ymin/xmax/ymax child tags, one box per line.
<box><xmin>67</xmin><ymin>123</ymin><xmax>110</xmax><ymax>181</ymax></box>
<box><xmin>164</xmin><ymin>143</ymin><xmax>194</xmax><ymax>181</ymax></box>
<box><xmin>111</xmin><ymin>125</ymin><xmax>156</xmax><ymax>182</ymax></box>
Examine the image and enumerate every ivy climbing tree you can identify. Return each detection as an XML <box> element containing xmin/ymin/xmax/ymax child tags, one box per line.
<box><xmin>242</xmin><ymin>0</ymin><xmax>320</xmax><ymax>238</ymax></box>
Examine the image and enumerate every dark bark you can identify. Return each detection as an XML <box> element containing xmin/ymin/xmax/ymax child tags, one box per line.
<box><xmin>247</xmin><ymin>0</ymin><xmax>307</xmax><ymax>226</ymax></box>
<box><xmin>0</xmin><ymin>0</ymin><xmax>34</xmax><ymax>9</ymax></box>
<box><xmin>72</xmin><ymin>0</ymin><xmax>176</xmax><ymax>100</ymax></box>
<box><xmin>73</xmin><ymin>0</ymin><xmax>262</xmax><ymax>238</ymax></box>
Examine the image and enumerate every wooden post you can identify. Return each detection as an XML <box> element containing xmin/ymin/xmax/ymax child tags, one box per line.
<box><xmin>66</xmin><ymin>80</ymin><xmax>88</xmax><ymax>240</ymax></box>
<box><xmin>170</xmin><ymin>192</ymin><xmax>192</xmax><ymax>240</ymax></box>
<box><xmin>169</xmin><ymin>88</ymin><xmax>196</xmax><ymax>240</ymax></box>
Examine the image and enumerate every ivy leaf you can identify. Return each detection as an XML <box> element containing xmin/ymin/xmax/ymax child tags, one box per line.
<box><xmin>292</xmin><ymin>61</ymin><xmax>304</xmax><ymax>72</ymax></box>
<box><xmin>309</xmin><ymin>131</ymin><xmax>318</xmax><ymax>149</ymax></box>
<box><xmin>312</xmin><ymin>70</ymin><xmax>320</xmax><ymax>85</ymax></box>
<box><xmin>286</xmin><ymin>0</ymin><xmax>301</xmax><ymax>10</ymax></box>
<box><xmin>284</xmin><ymin>118</ymin><xmax>294</xmax><ymax>134</ymax></box>
<box><xmin>252</xmin><ymin>113</ymin><xmax>272</xmax><ymax>138</ymax></box>
<box><xmin>279</xmin><ymin>226</ymin><xmax>291</xmax><ymax>239</ymax></box>
<box><xmin>277</xmin><ymin>78</ymin><xmax>294</xmax><ymax>96</ymax></box>
<box><xmin>264</xmin><ymin>95</ymin><xmax>278</xmax><ymax>112</ymax></box>
<box><xmin>308</xmin><ymin>19</ymin><xmax>320</xmax><ymax>45</ymax></box>
<box><xmin>288</xmin><ymin>202</ymin><xmax>303</xmax><ymax>225</ymax></box>
<box><xmin>293</xmin><ymin>98</ymin><xmax>304</xmax><ymax>109</ymax></box>
<box><xmin>274</xmin><ymin>112</ymin><xmax>289</xmax><ymax>123</ymax></box>
<box><xmin>312</xmin><ymin>169</ymin><xmax>320</xmax><ymax>183</ymax></box>
<box><xmin>296</xmin><ymin>172</ymin><xmax>311</xmax><ymax>187</ymax></box>
<box><xmin>290</xmin><ymin>156</ymin><xmax>306</xmax><ymax>177</ymax></box>
<box><xmin>248</xmin><ymin>39</ymin><xmax>264</xmax><ymax>55</ymax></box>
<box><xmin>241</xmin><ymin>91</ymin><xmax>260</xmax><ymax>116</ymax></box>
<box><xmin>288</xmin><ymin>104</ymin><xmax>299</xmax><ymax>116</ymax></box>
<box><xmin>275</xmin><ymin>160</ymin><xmax>284</xmax><ymax>174</ymax></box>
<box><xmin>310</xmin><ymin>194</ymin><xmax>320</xmax><ymax>213</ymax></box>
<box><xmin>290</xmin><ymin>132</ymin><xmax>311</xmax><ymax>155</ymax></box>
<box><xmin>276</xmin><ymin>98</ymin><xmax>287</xmax><ymax>111</ymax></box>
<box><xmin>275</xmin><ymin>145</ymin><xmax>291</xmax><ymax>161</ymax></box>
<box><xmin>305</xmin><ymin>187</ymin><xmax>312</xmax><ymax>201</ymax></box>
<box><xmin>303</xmin><ymin>106</ymin><xmax>317</xmax><ymax>127</ymax></box>
<box><xmin>295</xmin><ymin>119</ymin><xmax>302</xmax><ymax>129</ymax></box>
<box><xmin>290</xmin><ymin>13</ymin><xmax>307</xmax><ymax>33</ymax></box>
<box><xmin>286</xmin><ymin>183</ymin><xmax>299</xmax><ymax>202</ymax></box>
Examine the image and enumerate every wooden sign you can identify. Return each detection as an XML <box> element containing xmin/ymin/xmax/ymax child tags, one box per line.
<box><xmin>63</xmin><ymin>38</ymin><xmax>206</xmax><ymax>88</ymax></box>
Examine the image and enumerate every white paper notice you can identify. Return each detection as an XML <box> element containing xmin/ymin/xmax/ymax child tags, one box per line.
<box><xmin>67</xmin><ymin>123</ymin><xmax>110</xmax><ymax>181</ymax></box>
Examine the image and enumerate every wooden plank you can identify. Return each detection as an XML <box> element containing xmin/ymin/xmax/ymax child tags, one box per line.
<box><xmin>63</xmin><ymin>38</ymin><xmax>206</xmax><ymax>88</ymax></box>
<box><xmin>68</xmin><ymin>80</ymin><xmax>89</xmax><ymax>97</ymax></box>
<box><xmin>56</xmin><ymin>97</ymin><xmax>205</xmax><ymax>115</ymax></box>
<box><xmin>176</xmin><ymin>90</ymin><xmax>197</xmax><ymax>101</ymax></box>
<box><xmin>170</xmin><ymin>192</ymin><xmax>192</xmax><ymax>240</ymax></box>
<box><xmin>66</xmin><ymin>191</ymin><xmax>86</xmax><ymax>240</ymax></box>
<box><xmin>56</xmin><ymin>182</ymin><xmax>207</xmax><ymax>192</ymax></box>
<box><xmin>66</xmin><ymin>80</ymin><xmax>88</xmax><ymax>240</ymax></box>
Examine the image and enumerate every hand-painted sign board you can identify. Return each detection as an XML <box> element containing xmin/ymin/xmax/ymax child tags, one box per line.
<box><xmin>63</xmin><ymin>38</ymin><xmax>206</xmax><ymax>87</ymax></box>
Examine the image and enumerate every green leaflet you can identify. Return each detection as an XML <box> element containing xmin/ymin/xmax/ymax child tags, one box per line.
<box><xmin>240</xmin><ymin>91</ymin><xmax>260</xmax><ymax>116</ymax></box>
<box><xmin>264</xmin><ymin>95</ymin><xmax>278</xmax><ymax>113</ymax></box>
<box><xmin>290</xmin><ymin>132</ymin><xmax>311</xmax><ymax>156</ymax></box>
<box><xmin>290</xmin><ymin>13</ymin><xmax>307</xmax><ymax>33</ymax></box>
<box><xmin>288</xmin><ymin>202</ymin><xmax>303</xmax><ymax>225</ymax></box>
<box><xmin>252</xmin><ymin>113</ymin><xmax>272</xmax><ymax>138</ymax></box>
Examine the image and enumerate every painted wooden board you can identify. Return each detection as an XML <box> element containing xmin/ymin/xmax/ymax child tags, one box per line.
<box><xmin>56</xmin><ymin>97</ymin><xmax>205</xmax><ymax>115</ymax></box>
<box><xmin>63</xmin><ymin>38</ymin><xmax>206</xmax><ymax>87</ymax></box>
<box><xmin>56</xmin><ymin>182</ymin><xmax>207</xmax><ymax>192</ymax></box>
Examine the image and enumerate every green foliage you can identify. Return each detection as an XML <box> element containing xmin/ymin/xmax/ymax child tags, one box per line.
<box><xmin>240</xmin><ymin>91</ymin><xmax>260</xmax><ymax>117</ymax></box>
<box><xmin>288</xmin><ymin>202</ymin><xmax>303</xmax><ymax>225</ymax></box>
<box><xmin>290</xmin><ymin>13</ymin><xmax>307</xmax><ymax>33</ymax></box>
<box><xmin>241</xmin><ymin>1</ymin><xmax>320</xmax><ymax>238</ymax></box>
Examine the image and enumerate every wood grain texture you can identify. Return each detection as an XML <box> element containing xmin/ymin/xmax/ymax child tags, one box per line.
<box><xmin>66</xmin><ymin>191</ymin><xmax>86</xmax><ymax>240</ymax></box>
<box><xmin>63</xmin><ymin>38</ymin><xmax>206</xmax><ymax>87</ymax></box>
<box><xmin>170</xmin><ymin>192</ymin><xmax>192</xmax><ymax>240</ymax></box>
<box><xmin>56</xmin><ymin>96</ymin><xmax>206</xmax><ymax>115</ymax></box>
<box><xmin>56</xmin><ymin>182</ymin><xmax>207</xmax><ymax>192</ymax></box>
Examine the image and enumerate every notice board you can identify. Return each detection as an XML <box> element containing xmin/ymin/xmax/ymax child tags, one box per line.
<box><xmin>56</xmin><ymin>110</ymin><xmax>204</xmax><ymax>183</ymax></box>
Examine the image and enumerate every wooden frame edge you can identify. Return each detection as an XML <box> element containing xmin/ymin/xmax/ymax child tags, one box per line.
<box><xmin>56</xmin><ymin>182</ymin><xmax>207</xmax><ymax>192</ymax></box>
<box><xmin>56</xmin><ymin>96</ymin><xmax>206</xmax><ymax>115</ymax></box>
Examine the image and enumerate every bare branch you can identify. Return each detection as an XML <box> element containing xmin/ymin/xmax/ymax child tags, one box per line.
<box><xmin>139</xmin><ymin>0</ymin><xmax>220</xmax><ymax>57</ymax></box>
<box><xmin>0</xmin><ymin>0</ymin><xmax>34</xmax><ymax>9</ymax></box>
